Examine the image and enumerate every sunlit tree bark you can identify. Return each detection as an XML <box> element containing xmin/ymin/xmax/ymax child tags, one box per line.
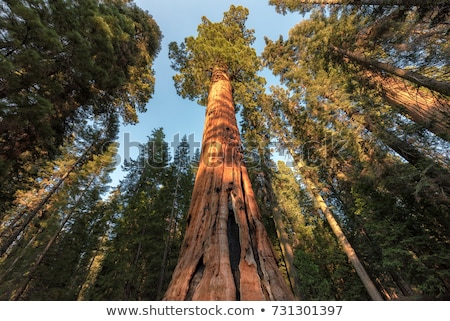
<box><xmin>363</xmin><ymin>71</ymin><xmax>450</xmax><ymax>141</ymax></box>
<box><xmin>164</xmin><ymin>6</ymin><xmax>294</xmax><ymax>301</ymax></box>
<box><xmin>331</xmin><ymin>45</ymin><xmax>450</xmax><ymax>97</ymax></box>
<box><xmin>163</xmin><ymin>68</ymin><xmax>294</xmax><ymax>300</ymax></box>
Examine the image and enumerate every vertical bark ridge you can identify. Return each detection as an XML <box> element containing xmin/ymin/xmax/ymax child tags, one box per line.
<box><xmin>185</xmin><ymin>257</ymin><xmax>205</xmax><ymax>300</ymax></box>
<box><xmin>233</xmin><ymin>165</ymin><xmax>267</xmax><ymax>300</ymax></box>
<box><xmin>241</xmin><ymin>166</ymin><xmax>292</xmax><ymax>300</ymax></box>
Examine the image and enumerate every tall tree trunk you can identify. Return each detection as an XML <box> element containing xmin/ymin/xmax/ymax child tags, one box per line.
<box><xmin>163</xmin><ymin>67</ymin><xmax>294</xmax><ymax>301</ymax></box>
<box><xmin>331</xmin><ymin>45</ymin><xmax>450</xmax><ymax>97</ymax></box>
<box><xmin>275</xmin><ymin>0</ymin><xmax>444</xmax><ymax>5</ymax></box>
<box><xmin>358</xmin><ymin>70</ymin><xmax>450</xmax><ymax>141</ymax></box>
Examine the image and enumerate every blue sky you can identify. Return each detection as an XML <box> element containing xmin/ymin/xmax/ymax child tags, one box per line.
<box><xmin>110</xmin><ymin>0</ymin><xmax>302</xmax><ymax>185</ymax></box>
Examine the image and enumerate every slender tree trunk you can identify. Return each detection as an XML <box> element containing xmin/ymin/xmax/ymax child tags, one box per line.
<box><xmin>362</xmin><ymin>114</ymin><xmax>450</xmax><ymax>202</ymax></box>
<box><xmin>11</xmin><ymin>210</ymin><xmax>72</xmax><ymax>300</ymax></box>
<box><xmin>10</xmin><ymin>172</ymin><xmax>97</xmax><ymax>301</ymax></box>
<box><xmin>331</xmin><ymin>45</ymin><xmax>450</xmax><ymax>97</ymax></box>
<box><xmin>272</xmin><ymin>204</ymin><xmax>302</xmax><ymax>299</ymax></box>
<box><xmin>290</xmin><ymin>147</ymin><xmax>383</xmax><ymax>301</ymax></box>
<box><xmin>0</xmin><ymin>144</ymin><xmax>93</xmax><ymax>257</ymax></box>
<box><xmin>163</xmin><ymin>67</ymin><xmax>294</xmax><ymax>301</ymax></box>
<box><xmin>272</xmin><ymin>120</ymin><xmax>384</xmax><ymax>300</ymax></box>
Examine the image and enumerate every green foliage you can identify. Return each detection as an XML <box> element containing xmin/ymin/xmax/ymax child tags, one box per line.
<box><xmin>168</xmin><ymin>5</ymin><xmax>264</xmax><ymax>108</ymax></box>
<box><xmin>86</xmin><ymin>129</ymin><xmax>195</xmax><ymax>300</ymax></box>
<box><xmin>0</xmin><ymin>0</ymin><xmax>162</xmax><ymax>212</ymax></box>
<box><xmin>0</xmin><ymin>117</ymin><xmax>119</xmax><ymax>300</ymax></box>
<box><xmin>262</xmin><ymin>3</ymin><xmax>450</xmax><ymax>299</ymax></box>
<box><xmin>272</xmin><ymin>162</ymin><xmax>370</xmax><ymax>300</ymax></box>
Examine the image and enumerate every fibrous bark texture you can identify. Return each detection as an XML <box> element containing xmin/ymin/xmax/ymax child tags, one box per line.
<box><xmin>163</xmin><ymin>68</ymin><xmax>294</xmax><ymax>301</ymax></box>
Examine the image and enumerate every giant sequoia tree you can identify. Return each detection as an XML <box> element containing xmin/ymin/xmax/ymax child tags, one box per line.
<box><xmin>164</xmin><ymin>5</ymin><xmax>294</xmax><ymax>300</ymax></box>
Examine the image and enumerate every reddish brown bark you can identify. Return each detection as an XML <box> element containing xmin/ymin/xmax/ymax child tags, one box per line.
<box><xmin>163</xmin><ymin>68</ymin><xmax>294</xmax><ymax>301</ymax></box>
<box><xmin>331</xmin><ymin>45</ymin><xmax>450</xmax><ymax>97</ymax></box>
<box><xmin>275</xmin><ymin>0</ymin><xmax>444</xmax><ymax>5</ymax></box>
<box><xmin>374</xmin><ymin>73</ymin><xmax>450</xmax><ymax>142</ymax></box>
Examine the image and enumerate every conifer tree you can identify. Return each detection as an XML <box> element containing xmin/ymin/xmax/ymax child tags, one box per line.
<box><xmin>0</xmin><ymin>115</ymin><xmax>118</xmax><ymax>257</ymax></box>
<box><xmin>0</xmin><ymin>0</ymin><xmax>162</xmax><ymax>213</ymax></box>
<box><xmin>263</xmin><ymin>3</ymin><xmax>450</xmax><ymax>298</ymax></box>
<box><xmin>0</xmin><ymin>118</ymin><xmax>118</xmax><ymax>300</ymax></box>
<box><xmin>86</xmin><ymin>128</ymin><xmax>194</xmax><ymax>300</ymax></box>
<box><xmin>164</xmin><ymin>5</ymin><xmax>294</xmax><ymax>300</ymax></box>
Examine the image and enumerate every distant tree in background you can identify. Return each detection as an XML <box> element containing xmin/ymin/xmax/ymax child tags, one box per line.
<box><xmin>84</xmin><ymin>129</ymin><xmax>195</xmax><ymax>301</ymax></box>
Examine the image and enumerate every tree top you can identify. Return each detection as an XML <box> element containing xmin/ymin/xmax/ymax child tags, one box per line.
<box><xmin>168</xmin><ymin>5</ymin><xmax>264</xmax><ymax>107</ymax></box>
